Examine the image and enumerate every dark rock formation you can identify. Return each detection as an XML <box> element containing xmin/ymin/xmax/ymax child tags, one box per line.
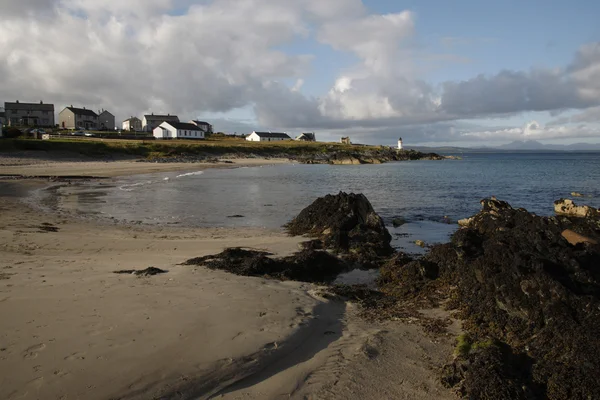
<box><xmin>182</xmin><ymin>247</ymin><xmax>349</xmax><ymax>284</ymax></box>
<box><xmin>385</xmin><ymin>198</ymin><xmax>600</xmax><ymax>399</ymax></box>
<box><xmin>285</xmin><ymin>192</ymin><xmax>393</xmax><ymax>267</ymax></box>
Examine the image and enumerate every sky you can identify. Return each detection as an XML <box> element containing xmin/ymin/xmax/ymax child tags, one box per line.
<box><xmin>1</xmin><ymin>0</ymin><xmax>599</xmax><ymax>146</ymax></box>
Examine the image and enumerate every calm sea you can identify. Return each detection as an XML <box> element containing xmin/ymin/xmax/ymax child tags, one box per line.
<box><xmin>39</xmin><ymin>152</ymin><xmax>600</xmax><ymax>254</ymax></box>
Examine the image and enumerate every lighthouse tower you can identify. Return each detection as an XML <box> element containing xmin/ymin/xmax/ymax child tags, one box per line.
<box><xmin>397</xmin><ymin>137</ymin><xmax>403</xmax><ymax>150</ymax></box>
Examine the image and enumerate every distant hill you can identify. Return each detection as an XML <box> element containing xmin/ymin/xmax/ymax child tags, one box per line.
<box><xmin>407</xmin><ymin>141</ymin><xmax>600</xmax><ymax>153</ymax></box>
<box><xmin>497</xmin><ymin>141</ymin><xmax>600</xmax><ymax>151</ymax></box>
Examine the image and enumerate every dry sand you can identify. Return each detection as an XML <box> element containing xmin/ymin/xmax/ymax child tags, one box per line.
<box><xmin>0</xmin><ymin>159</ymin><xmax>458</xmax><ymax>400</ymax></box>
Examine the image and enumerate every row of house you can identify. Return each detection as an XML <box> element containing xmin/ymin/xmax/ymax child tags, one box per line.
<box><xmin>0</xmin><ymin>100</ymin><xmax>316</xmax><ymax>143</ymax></box>
<box><xmin>0</xmin><ymin>100</ymin><xmax>117</xmax><ymax>130</ymax></box>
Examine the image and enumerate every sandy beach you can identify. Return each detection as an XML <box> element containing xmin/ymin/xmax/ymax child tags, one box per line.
<box><xmin>0</xmin><ymin>158</ymin><xmax>457</xmax><ymax>400</ymax></box>
<box><xmin>0</xmin><ymin>153</ymin><xmax>292</xmax><ymax>178</ymax></box>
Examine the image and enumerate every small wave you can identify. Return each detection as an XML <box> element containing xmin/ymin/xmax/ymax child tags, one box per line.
<box><xmin>176</xmin><ymin>171</ymin><xmax>205</xmax><ymax>178</ymax></box>
<box><xmin>119</xmin><ymin>180</ymin><xmax>154</xmax><ymax>191</ymax></box>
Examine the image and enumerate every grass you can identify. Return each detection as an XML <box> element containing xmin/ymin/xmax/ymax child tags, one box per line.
<box><xmin>454</xmin><ymin>334</ymin><xmax>496</xmax><ymax>357</ymax></box>
<box><xmin>454</xmin><ymin>333</ymin><xmax>472</xmax><ymax>357</ymax></box>
<box><xmin>0</xmin><ymin>137</ymin><xmax>370</xmax><ymax>159</ymax></box>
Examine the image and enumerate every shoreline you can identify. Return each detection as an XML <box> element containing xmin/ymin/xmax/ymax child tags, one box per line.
<box><xmin>0</xmin><ymin>156</ymin><xmax>293</xmax><ymax>179</ymax></box>
<box><xmin>0</xmin><ymin>160</ymin><xmax>457</xmax><ymax>400</ymax></box>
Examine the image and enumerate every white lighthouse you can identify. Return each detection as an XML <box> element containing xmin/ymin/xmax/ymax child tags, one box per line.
<box><xmin>397</xmin><ymin>137</ymin><xmax>403</xmax><ymax>150</ymax></box>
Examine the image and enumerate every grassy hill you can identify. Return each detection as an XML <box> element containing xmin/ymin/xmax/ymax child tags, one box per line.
<box><xmin>0</xmin><ymin>137</ymin><xmax>442</xmax><ymax>164</ymax></box>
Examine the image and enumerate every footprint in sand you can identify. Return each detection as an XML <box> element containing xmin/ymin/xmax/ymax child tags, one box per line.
<box><xmin>23</xmin><ymin>344</ymin><xmax>46</xmax><ymax>360</ymax></box>
<box><xmin>27</xmin><ymin>376</ymin><xmax>44</xmax><ymax>389</ymax></box>
<box><xmin>64</xmin><ymin>352</ymin><xmax>86</xmax><ymax>361</ymax></box>
<box><xmin>263</xmin><ymin>342</ymin><xmax>278</xmax><ymax>351</ymax></box>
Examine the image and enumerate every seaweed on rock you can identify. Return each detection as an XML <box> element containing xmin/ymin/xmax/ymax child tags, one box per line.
<box><xmin>386</xmin><ymin>197</ymin><xmax>600</xmax><ymax>399</ymax></box>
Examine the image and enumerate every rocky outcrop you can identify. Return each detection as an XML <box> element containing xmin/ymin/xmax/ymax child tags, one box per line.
<box><xmin>291</xmin><ymin>148</ymin><xmax>444</xmax><ymax>165</ymax></box>
<box><xmin>554</xmin><ymin>198</ymin><xmax>600</xmax><ymax>218</ymax></box>
<box><xmin>285</xmin><ymin>192</ymin><xmax>393</xmax><ymax>267</ymax></box>
<box><xmin>386</xmin><ymin>198</ymin><xmax>600</xmax><ymax>399</ymax></box>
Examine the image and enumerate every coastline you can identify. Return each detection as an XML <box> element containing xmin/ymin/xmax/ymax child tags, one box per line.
<box><xmin>0</xmin><ymin>156</ymin><xmax>293</xmax><ymax>178</ymax></box>
<box><xmin>0</xmin><ymin>160</ymin><xmax>457</xmax><ymax>400</ymax></box>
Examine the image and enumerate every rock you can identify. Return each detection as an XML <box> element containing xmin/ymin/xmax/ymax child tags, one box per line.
<box><xmin>571</xmin><ymin>192</ymin><xmax>584</xmax><ymax>197</ymax></box>
<box><xmin>414</xmin><ymin>240</ymin><xmax>426</xmax><ymax>247</ymax></box>
<box><xmin>458</xmin><ymin>217</ymin><xmax>473</xmax><ymax>227</ymax></box>
<box><xmin>113</xmin><ymin>267</ymin><xmax>168</xmax><ymax>276</ymax></box>
<box><xmin>285</xmin><ymin>192</ymin><xmax>393</xmax><ymax>267</ymax></box>
<box><xmin>417</xmin><ymin>198</ymin><xmax>600</xmax><ymax>399</ymax></box>
<box><xmin>298</xmin><ymin>239</ymin><xmax>324</xmax><ymax>250</ymax></box>
<box><xmin>227</xmin><ymin>215</ymin><xmax>245</xmax><ymax>218</ymax></box>
<box><xmin>561</xmin><ymin>229</ymin><xmax>598</xmax><ymax>245</ymax></box>
<box><xmin>554</xmin><ymin>198</ymin><xmax>599</xmax><ymax>218</ymax></box>
<box><xmin>392</xmin><ymin>217</ymin><xmax>406</xmax><ymax>227</ymax></box>
<box><xmin>182</xmin><ymin>247</ymin><xmax>348</xmax><ymax>283</ymax></box>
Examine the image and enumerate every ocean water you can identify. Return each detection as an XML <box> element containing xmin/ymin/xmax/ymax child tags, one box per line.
<box><xmin>41</xmin><ymin>152</ymin><xmax>600</xmax><ymax>254</ymax></box>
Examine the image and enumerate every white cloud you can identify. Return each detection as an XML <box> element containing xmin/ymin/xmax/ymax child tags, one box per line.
<box><xmin>460</xmin><ymin>120</ymin><xmax>600</xmax><ymax>141</ymax></box>
<box><xmin>1</xmin><ymin>0</ymin><xmax>599</xmax><ymax>144</ymax></box>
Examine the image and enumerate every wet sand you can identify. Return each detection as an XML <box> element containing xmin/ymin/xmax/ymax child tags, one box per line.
<box><xmin>0</xmin><ymin>158</ymin><xmax>458</xmax><ymax>400</ymax></box>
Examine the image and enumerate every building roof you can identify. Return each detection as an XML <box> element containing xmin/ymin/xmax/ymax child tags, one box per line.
<box><xmin>253</xmin><ymin>131</ymin><xmax>291</xmax><ymax>139</ymax></box>
<box><xmin>65</xmin><ymin>107</ymin><xmax>98</xmax><ymax>117</ymax></box>
<box><xmin>144</xmin><ymin>114</ymin><xmax>179</xmax><ymax>121</ymax></box>
<box><xmin>296</xmin><ymin>132</ymin><xmax>315</xmax><ymax>140</ymax></box>
<box><xmin>162</xmin><ymin>121</ymin><xmax>203</xmax><ymax>131</ymax></box>
<box><xmin>99</xmin><ymin>110</ymin><xmax>114</xmax><ymax>116</ymax></box>
<box><xmin>123</xmin><ymin>116</ymin><xmax>141</xmax><ymax>122</ymax></box>
<box><xmin>191</xmin><ymin>120</ymin><xmax>211</xmax><ymax>125</ymax></box>
<box><xmin>5</xmin><ymin>101</ymin><xmax>54</xmax><ymax>111</ymax></box>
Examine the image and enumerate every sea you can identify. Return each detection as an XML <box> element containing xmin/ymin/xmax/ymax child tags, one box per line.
<box><xmin>36</xmin><ymin>152</ymin><xmax>600</xmax><ymax>255</ymax></box>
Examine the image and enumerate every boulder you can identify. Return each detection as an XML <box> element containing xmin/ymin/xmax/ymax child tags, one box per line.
<box><xmin>285</xmin><ymin>192</ymin><xmax>393</xmax><ymax>267</ymax></box>
<box><xmin>554</xmin><ymin>198</ymin><xmax>599</xmax><ymax>218</ymax></box>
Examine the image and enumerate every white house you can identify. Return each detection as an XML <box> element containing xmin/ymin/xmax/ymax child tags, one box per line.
<box><xmin>153</xmin><ymin>121</ymin><xmax>205</xmax><ymax>140</ymax></box>
<box><xmin>295</xmin><ymin>132</ymin><xmax>316</xmax><ymax>142</ymax></box>
<box><xmin>246</xmin><ymin>131</ymin><xmax>291</xmax><ymax>142</ymax></box>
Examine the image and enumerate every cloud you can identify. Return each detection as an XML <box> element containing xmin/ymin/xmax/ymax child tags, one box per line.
<box><xmin>1</xmin><ymin>0</ymin><xmax>599</xmax><ymax>143</ymax></box>
<box><xmin>459</xmin><ymin>120</ymin><xmax>600</xmax><ymax>142</ymax></box>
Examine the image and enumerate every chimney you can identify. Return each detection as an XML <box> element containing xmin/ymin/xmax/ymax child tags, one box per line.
<box><xmin>16</xmin><ymin>100</ymin><xmax>19</xmax><ymax>103</ymax></box>
<box><xmin>40</xmin><ymin>100</ymin><xmax>43</xmax><ymax>104</ymax></box>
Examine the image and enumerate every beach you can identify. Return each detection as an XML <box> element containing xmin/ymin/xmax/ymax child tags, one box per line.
<box><xmin>0</xmin><ymin>158</ymin><xmax>457</xmax><ymax>400</ymax></box>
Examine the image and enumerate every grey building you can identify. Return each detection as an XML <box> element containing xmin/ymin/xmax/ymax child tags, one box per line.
<box><xmin>142</xmin><ymin>113</ymin><xmax>179</xmax><ymax>132</ymax></box>
<box><xmin>0</xmin><ymin>107</ymin><xmax>5</xmax><ymax>126</ymax></box>
<box><xmin>189</xmin><ymin>120</ymin><xmax>213</xmax><ymax>134</ymax></box>
<box><xmin>4</xmin><ymin>101</ymin><xmax>55</xmax><ymax>127</ymax></box>
<box><xmin>59</xmin><ymin>106</ymin><xmax>98</xmax><ymax>130</ymax></box>
<box><xmin>98</xmin><ymin>110</ymin><xmax>116</xmax><ymax>130</ymax></box>
<box><xmin>122</xmin><ymin>117</ymin><xmax>142</xmax><ymax>132</ymax></box>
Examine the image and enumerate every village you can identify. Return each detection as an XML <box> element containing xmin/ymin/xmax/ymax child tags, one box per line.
<box><xmin>0</xmin><ymin>100</ymin><xmax>405</xmax><ymax>149</ymax></box>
